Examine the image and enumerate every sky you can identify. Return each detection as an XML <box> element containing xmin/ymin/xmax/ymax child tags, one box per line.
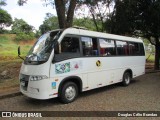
<box><xmin>2</xmin><ymin>0</ymin><xmax>112</xmax><ymax>30</ymax></box>
<box><xmin>2</xmin><ymin>0</ymin><xmax>57</xmax><ymax>30</ymax></box>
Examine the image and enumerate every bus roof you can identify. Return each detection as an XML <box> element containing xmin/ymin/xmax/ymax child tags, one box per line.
<box><xmin>61</xmin><ymin>27</ymin><xmax>143</xmax><ymax>43</ymax></box>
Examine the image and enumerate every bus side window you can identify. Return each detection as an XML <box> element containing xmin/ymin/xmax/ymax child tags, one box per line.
<box><xmin>99</xmin><ymin>38</ymin><xmax>116</xmax><ymax>56</ymax></box>
<box><xmin>81</xmin><ymin>37</ymin><xmax>92</xmax><ymax>56</ymax></box>
<box><xmin>129</xmin><ymin>42</ymin><xmax>145</xmax><ymax>56</ymax></box>
<box><xmin>129</xmin><ymin>42</ymin><xmax>136</xmax><ymax>55</ymax></box>
<box><xmin>81</xmin><ymin>37</ymin><xmax>99</xmax><ymax>56</ymax></box>
<box><xmin>139</xmin><ymin>43</ymin><xmax>145</xmax><ymax>55</ymax></box>
<box><xmin>116</xmin><ymin>41</ymin><xmax>129</xmax><ymax>56</ymax></box>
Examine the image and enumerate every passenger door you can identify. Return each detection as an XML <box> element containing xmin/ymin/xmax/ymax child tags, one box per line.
<box><xmin>99</xmin><ymin>38</ymin><xmax>118</xmax><ymax>84</ymax></box>
<box><xmin>81</xmin><ymin>37</ymin><xmax>106</xmax><ymax>89</ymax></box>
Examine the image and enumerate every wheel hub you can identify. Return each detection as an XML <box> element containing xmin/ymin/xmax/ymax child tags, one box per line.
<box><xmin>65</xmin><ymin>86</ymin><xmax>76</xmax><ymax>101</ymax></box>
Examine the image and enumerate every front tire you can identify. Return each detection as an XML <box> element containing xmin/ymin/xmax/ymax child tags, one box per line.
<box><xmin>59</xmin><ymin>82</ymin><xmax>78</xmax><ymax>104</ymax></box>
<box><xmin>122</xmin><ymin>72</ymin><xmax>131</xmax><ymax>86</ymax></box>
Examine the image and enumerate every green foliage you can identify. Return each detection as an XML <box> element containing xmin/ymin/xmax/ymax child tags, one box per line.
<box><xmin>136</xmin><ymin>0</ymin><xmax>160</xmax><ymax>38</ymax></box>
<box><xmin>14</xmin><ymin>32</ymin><xmax>35</xmax><ymax>41</ymax></box>
<box><xmin>11</xmin><ymin>18</ymin><xmax>35</xmax><ymax>41</ymax></box>
<box><xmin>0</xmin><ymin>0</ymin><xmax>7</xmax><ymax>7</ymax></box>
<box><xmin>106</xmin><ymin>0</ymin><xmax>160</xmax><ymax>69</ymax></box>
<box><xmin>39</xmin><ymin>14</ymin><xmax>59</xmax><ymax>34</ymax></box>
<box><xmin>11</xmin><ymin>18</ymin><xmax>34</xmax><ymax>34</ymax></box>
<box><xmin>73</xmin><ymin>18</ymin><xmax>102</xmax><ymax>31</ymax></box>
<box><xmin>0</xmin><ymin>34</ymin><xmax>32</xmax><ymax>57</ymax></box>
<box><xmin>35</xmin><ymin>30</ymin><xmax>41</xmax><ymax>38</ymax></box>
<box><xmin>0</xmin><ymin>29</ymin><xmax>12</xmax><ymax>34</ymax></box>
<box><xmin>0</xmin><ymin>35</ymin><xmax>8</xmax><ymax>44</ymax></box>
<box><xmin>0</xmin><ymin>8</ymin><xmax>12</xmax><ymax>32</ymax></box>
<box><xmin>39</xmin><ymin>13</ymin><xmax>102</xmax><ymax>32</ymax></box>
<box><xmin>105</xmin><ymin>0</ymin><xmax>138</xmax><ymax>35</ymax></box>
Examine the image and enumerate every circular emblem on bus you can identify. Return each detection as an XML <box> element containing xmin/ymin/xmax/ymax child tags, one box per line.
<box><xmin>96</xmin><ymin>60</ymin><xmax>101</xmax><ymax>67</ymax></box>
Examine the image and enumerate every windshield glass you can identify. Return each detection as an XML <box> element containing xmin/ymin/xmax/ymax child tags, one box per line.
<box><xmin>25</xmin><ymin>30</ymin><xmax>61</xmax><ymax>64</ymax></box>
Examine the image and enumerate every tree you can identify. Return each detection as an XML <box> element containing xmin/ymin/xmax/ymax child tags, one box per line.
<box><xmin>11</xmin><ymin>18</ymin><xmax>34</xmax><ymax>34</ymax></box>
<box><xmin>0</xmin><ymin>8</ymin><xmax>12</xmax><ymax>32</ymax></box>
<box><xmin>39</xmin><ymin>13</ymin><xmax>59</xmax><ymax>34</ymax></box>
<box><xmin>18</xmin><ymin>0</ymin><xmax>77</xmax><ymax>29</ymax></box>
<box><xmin>11</xmin><ymin>18</ymin><xmax>35</xmax><ymax>41</ymax></box>
<box><xmin>54</xmin><ymin>0</ymin><xmax>77</xmax><ymax>28</ymax></box>
<box><xmin>0</xmin><ymin>0</ymin><xmax>7</xmax><ymax>8</ymax></box>
<box><xmin>137</xmin><ymin>0</ymin><xmax>160</xmax><ymax>70</ymax></box>
<box><xmin>106</xmin><ymin>0</ymin><xmax>160</xmax><ymax>70</ymax></box>
<box><xmin>77</xmin><ymin>0</ymin><xmax>114</xmax><ymax>32</ymax></box>
<box><xmin>105</xmin><ymin>0</ymin><xmax>138</xmax><ymax>35</ymax></box>
<box><xmin>18</xmin><ymin>0</ymin><xmax>112</xmax><ymax>30</ymax></box>
<box><xmin>39</xmin><ymin>13</ymin><xmax>100</xmax><ymax>34</ymax></box>
<box><xmin>73</xmin><ymin>17</ymin><xmax>101</xmax><ymax>31</ymax></box>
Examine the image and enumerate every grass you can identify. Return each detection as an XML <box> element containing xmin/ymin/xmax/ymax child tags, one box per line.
<box><xmin>0</xmin><ymin>34</ymin><xmax>34</xmax><ymax>59</ymax></box>
<box><xmin>0</xmin><ymin>34</ymin><xmax>34</xmax><ymax>91</ymax></box>
<box><xmin>0</xmin><ymin>43</ymin><xmax>32</xmax><ymax>56</ymax></box>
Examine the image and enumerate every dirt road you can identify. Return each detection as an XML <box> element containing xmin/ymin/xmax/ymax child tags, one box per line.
<box><xmin>0</xmin><ymin>72</ymin><xmax>159</xmax><ymax>112</ymax></box>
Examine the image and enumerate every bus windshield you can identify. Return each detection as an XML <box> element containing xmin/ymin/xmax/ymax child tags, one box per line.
<box><xmin>25</xmin><ymin>30</ymin><xmax>61</xmax><ymax>64</ymax></box>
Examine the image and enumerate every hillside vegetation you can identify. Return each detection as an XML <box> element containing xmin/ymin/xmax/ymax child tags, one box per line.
<box><xmin>0</xmin><ymin>34</ymin><xmax>35</xmax><ymax>90</ymax></box>
<box><xmin>0</xmin><ymin>34</ymin><xmax>155</xmax><ymax>62</ymax></box>
<box><xmin>0</xmin><ymin>34</ymin><xmax>35</xmax><ymax>61</ymax></box>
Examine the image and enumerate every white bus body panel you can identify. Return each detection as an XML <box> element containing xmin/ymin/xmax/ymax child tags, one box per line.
<box><xmin>19</xmin><ymin>28</ymin><xmax>146</xmax><ymax>100</ymax></box>
<box><xmin>50</xmin><ymin>56</ymin><xmax>145</xmax><ymax>91</ymax></box>
<box><xmin>19</xmin><ymin>52</ymin><xmax>58</xmax><ymax>99</ymax></box>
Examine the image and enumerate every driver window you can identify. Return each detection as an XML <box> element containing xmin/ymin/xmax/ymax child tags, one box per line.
<box><xmin>61</xmin><ymin>37</ymin><xmax>80</xmax><ymax>53</ymax></box>
<box><xmin>54</xmin><ymin>36</ymin><xmax>80</xmax><ymax>62</ymax></box>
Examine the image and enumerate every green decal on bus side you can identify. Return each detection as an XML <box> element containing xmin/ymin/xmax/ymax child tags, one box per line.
<box><xmin>55</xmin><ymin>62</ymin><xmax>70</xmax><ymax>74</ymax></box>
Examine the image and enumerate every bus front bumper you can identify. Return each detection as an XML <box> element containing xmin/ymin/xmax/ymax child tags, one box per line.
<box><xmin>20</xmin><ymin>85</ymin><xmax>58</xmax><ymax>100</ymax></box>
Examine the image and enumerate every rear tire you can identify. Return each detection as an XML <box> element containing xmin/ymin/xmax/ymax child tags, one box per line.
<box><xmin>122</xmin><ymin>72</ymin><xmax>131</xmax><ymax>86</ymax></box>
<box><xmin>59</xmin><ymin>82</ymin><xmax>78</xmax><ymax>104</ymax></box>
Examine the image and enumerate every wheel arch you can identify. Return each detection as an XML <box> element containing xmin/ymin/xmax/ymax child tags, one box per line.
<box><xmin>124</xmin><ymin>69</ymin><xmax>133</xmax><ymax>78</ymax></box>
<box><xmin>58</xmin><ymin>76</ymin><xmax>83</xmax><ymax>95</ymax></box>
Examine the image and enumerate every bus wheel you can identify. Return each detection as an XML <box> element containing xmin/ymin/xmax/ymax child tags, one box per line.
<box><xmin>122</xmin><ymin>72</ymin><xmax>131</xmax><ymax>86</ymax></box>
<box><xmin>59</xmin><ymin>82</ymin><xmax>78</xmax><ymax>104</ymax></box>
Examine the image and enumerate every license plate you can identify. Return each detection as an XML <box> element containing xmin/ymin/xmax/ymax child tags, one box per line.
<box><xmin>21</xmin><ymin>82</ymin><xmax>25</xmax><ymax>86</ymax></box>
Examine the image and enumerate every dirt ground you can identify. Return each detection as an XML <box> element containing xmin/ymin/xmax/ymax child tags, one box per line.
<box><xmin>0</xmin><ymin>60</ymin><xmax>21</xmax><ymax>79</ymax></box>
<box><xmin>0</xmin><ymin>60</ymin><xmax>22</xmax><ymax>92</ymax></box>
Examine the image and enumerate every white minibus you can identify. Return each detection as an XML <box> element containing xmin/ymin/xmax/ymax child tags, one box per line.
<box><xmin>19</xmin><ymin>27</ymin><xmax>145</xmax><ymax>103</ymax></box>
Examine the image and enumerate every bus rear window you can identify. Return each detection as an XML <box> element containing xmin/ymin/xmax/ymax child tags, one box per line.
<box><xmin>129</xmin><ymin>42</ymin><xmax>145</xmax><ymax>56</ymax></box>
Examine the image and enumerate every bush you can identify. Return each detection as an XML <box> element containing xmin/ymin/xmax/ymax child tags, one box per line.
<box><xmin>14</xmin><ymin>32</ymin><xmax>35</xmax><ymax>41</ymax></box>
<box><xmin>0</xmin><ymin>29</ymin><xmax>11</xmax><ymax>34</ymax></box>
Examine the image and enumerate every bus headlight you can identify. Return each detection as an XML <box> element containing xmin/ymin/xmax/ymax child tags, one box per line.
<box><xmin>30</xmin><ymin>75</ymin><xmax>48</xmax><ymax>81</ymax></box>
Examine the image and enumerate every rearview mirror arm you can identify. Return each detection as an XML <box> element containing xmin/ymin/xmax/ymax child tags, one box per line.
<box><xmin>18</xmin><ymin>46</ymin><xmax>25</xmax><ymax>60</ymax></box>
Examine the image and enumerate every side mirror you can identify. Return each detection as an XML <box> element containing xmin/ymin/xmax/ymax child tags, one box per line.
<box><xmin>18</xmin><ymin>46</ymin><xmax>21</xmax><ymax>55</ymax></box>
<box><xmin>18</xmin><ymin>46</ymin><xmax>24</xmax><ymax>60</ymax></box>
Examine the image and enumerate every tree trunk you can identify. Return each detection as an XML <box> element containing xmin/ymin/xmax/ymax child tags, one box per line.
<box><xmin>54</xmin><ymin>0</ymin><xmax>76</xmax><ymax>28</ymax></box>
<box><xmin>154</xmin><ymin>38</ymin><xmax>160</xmax><ymax>70</ymax></box>
<box><xmin>54</xmin><ymin>0</ymin><xmax>66</xmax><ymax>28</ymax></box>
<box><xmin>66</xmin><ymin>0</ymin><xmax>76</xmax><ymax>28</ymax></box>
